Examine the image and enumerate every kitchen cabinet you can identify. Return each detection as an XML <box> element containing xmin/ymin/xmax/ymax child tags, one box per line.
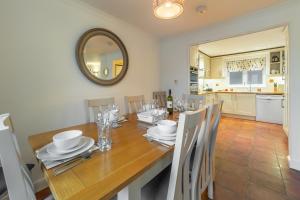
<box><xmin>203</xmin><ymin>54</ymin><xmax>211</xmax><ymax>79</ymax></box>
<box><xmin>189</xmin><ymin>46</ymin><xmax>198</xmax><ymax>68</ymax></box>
<box><xmin>205</xmin><ymin>93</ymin><xmax>216</xmax><ymax>105</ymax></box>
<box><xmin>216</xmin><ymin>93</ymin><xmax>256</xmax><ymax>117</ymax></box>
<box><xmin>269</xmin><ymin>48</ymin><xmax>285</xmax><ymax>76</ymax></box>
<box><xmin>197</xmin><ymin>52</ymin><xmax>211</xmax><ymax>78</ymax></box>
<box><xmin>210</xmin><ymin>57</ymin><xmax>224</xmax><ymax>79</ymax></box>
<box><xmin>217</xmin><ymin>93</ymin><xmax>235</xmax><ymax>114</ymax></box>
<box><xmin>235</xmin><ymin>94</ymin><xmax>256</xmax><ymax>116</ymax></box>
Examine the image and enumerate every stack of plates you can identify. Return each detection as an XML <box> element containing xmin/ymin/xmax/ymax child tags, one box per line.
<box><xmin>146</xmin><ymin>120</ymin><xmax>177</xmax><ymax>146</ymax></box>
<box><xmin>36</xmin><ymin>130</ymin><xmax>95</xmax><ymax>169</ymax></box>
<box><xmin>36</xmin><ymin>136</ymin><xmax>94</xmax><ymax>162</ymax></box>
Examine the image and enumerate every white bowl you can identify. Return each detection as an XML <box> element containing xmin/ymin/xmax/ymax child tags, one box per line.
<box><xmin>157</xmin><ymin>120</ymin><xmax>177</xmax><ymax>134</ymax></box>
<box><xmin>53</xmin><ymin>130</ymin><xmax>82</xmax><ymax>150</ymax></box>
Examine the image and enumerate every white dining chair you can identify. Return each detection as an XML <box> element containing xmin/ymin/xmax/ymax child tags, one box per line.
<box><xmin>142</xmin><ymin>107</ymin><xmax>209</xmax><ymax>200</ymax></box>
<box><xmin>191</xmin><ymin>101</ymin><xmax>223</xmax><ymax>200</ymax></box>
<box><xmin>87</xmin><ymin>97</ymin><xmax>115</xmax><ymax>122</ymax></box>
<box><xmin>153</xmin><ymin>91</ymin><xmax>166</xmax><ymax>107</ymax></box>
<box><xmin>0</xmin><ymin>113</ymin><xmax>53</xmax><ymax>200</ymax></box>
<box><xmin>124</xmin><ymin>95</ymin><xmax>145</xmax><ymax>114</ymax></box>
<box><xmin>182</xmin><ymin>94</ymin><xmax>205</xmax><ymax>111</ymax></box>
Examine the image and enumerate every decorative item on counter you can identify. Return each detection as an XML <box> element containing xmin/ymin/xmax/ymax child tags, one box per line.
<box><xmin>230</xmin><ymin>88</ymin><xmax>234</xmax><ymax>92</ymax></box>
<box><xmin>274</xmin><ymin>82</ymin><xmax>278</xmax><ymax>92</ymax></box>
<box><xmin>225</xmin><ymin>89</ymin><xmax>228</xmax><ymax>91</ymax></box>
<box><xmin>269</xmin><ymin>79</ymin><xmax>274</xmax><ymax>83</ymax></box>
<box><xmin>257</xmin><ymin>88</ymin><xmax>262</xmax><ymax>92</ymax></box>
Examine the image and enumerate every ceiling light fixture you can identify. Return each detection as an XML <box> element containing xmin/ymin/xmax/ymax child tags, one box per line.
<box><xmin>153</xmin><ymin>0</ymin><xmax>184</xmax><ymax>19</ymax></box>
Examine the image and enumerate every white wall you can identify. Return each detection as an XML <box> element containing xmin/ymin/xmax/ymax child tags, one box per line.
<box><xmin>0</xmin><ymin>0</ymin><xmax>160</xmax><ymax>189</ymax></box>
<box><xmin>160</xmin><ymin>0</ymin><xmax>300</xmax><ymax>170</ymax></box>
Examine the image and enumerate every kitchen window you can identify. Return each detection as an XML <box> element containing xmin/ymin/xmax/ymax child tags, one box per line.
<box><xmin>229</xmin><ymin>71</ymin><xmax>243</xmax><ymax>85</ymax></box>
<box><xmin>229</xmin><ymin>69</ymin><xmax>264</xmax><ymax>87</ymax></box>
<box><xmin>247</xmin><ymin>70</ymin><xmax>263</xmax><ymax>85</ymax></box>
<box><xmin>227</xmin><ymin>57</ymin><xmax>266</xmax><ymax>87</ymax></box>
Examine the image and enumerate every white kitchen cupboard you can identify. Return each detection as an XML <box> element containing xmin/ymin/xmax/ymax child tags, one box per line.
<box><xmin>205</xmin><ymin>93</ymin><xmax>216</xmax><ymax>105</ymax></box>
<box><xmin>189</xmin><ymin>46</ymin><xmax>198</xmax><ymax>67</ymax></box>
<box><xmin>210</xmin><ymin>57</ymin><xmax>224</xmax><ymax>79</ymax></box>
<box><xmin>203</xmin><ymin>54</ymin><xmax>211</xmax><ymax>78</ymax></box>
<box><xmin>217</xmin><ymin>93</ymin><xmax>235</xmax><ymax>114</ymax></box>
<box><xmin>216</xmin><ymin>93</ymin><xmax>256</xmax><ymax>117</ymax></box>
<box><xmin>197</xmin><ymin>52</ymin><xmax>211</xmax><ymax>78</ymax></box>
<box><xmin>235</xmin><ymin>94</ymin><xmax>256</xmax><ymax>116</ymax></box>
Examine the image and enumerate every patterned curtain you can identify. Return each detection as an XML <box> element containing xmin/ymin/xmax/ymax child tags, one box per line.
<box><xmin>226</xmin><ymin>57</ymin><xmax>266</xmax><ymax>72</ymax></box>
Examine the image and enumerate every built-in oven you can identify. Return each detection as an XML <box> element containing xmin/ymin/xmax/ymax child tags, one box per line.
<box><xmin>190</xmin><ymin>71</ymin><xmax>198</xmax><ymax>82</ymax></box>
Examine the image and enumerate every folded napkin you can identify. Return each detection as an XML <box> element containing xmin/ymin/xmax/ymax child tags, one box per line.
<box><xmin>36</xmin><ymin>145</ymin><xmax>99</xmax><ymax>169</ymax></box>
<box><xmin>137</xmin><ymin>109</ymin><xmax>166</xmax><ymax>124</ymax></box>
<box><xmin>143</xmin><ymin>134</ymin><xmax>175</xmax><ymax>146</ymax></box>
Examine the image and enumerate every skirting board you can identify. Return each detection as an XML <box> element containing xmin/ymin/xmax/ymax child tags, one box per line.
<box><xmin>288</xmin><ymin>156</ymin><xmax>300</xmax><ymax>171</ymax></box>
<box><xmin>34</xmin><ymin>178</ymin><xmax>48</xmax><ymax>192</ymax></box>
<box><xmin>283</xmin><ymin>126</ymin><xmax>289</xmax><ymax>137</ymax></box>
<box><xmin>222</xmin><ymin>113</ymin><xmax>256</xmax><ymax>121</ymax></box>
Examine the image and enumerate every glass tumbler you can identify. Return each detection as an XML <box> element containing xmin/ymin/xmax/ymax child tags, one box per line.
<box><xmin>96</xmin><ymin>120</ymin><xmax>112</xmax><ymax>152</ymax></box>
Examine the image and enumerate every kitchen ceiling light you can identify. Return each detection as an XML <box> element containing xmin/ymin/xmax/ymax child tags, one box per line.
<box><xmin>153</xmin><ymin>0</ymin><xmax>184</xmax><ymax>19</ymax></box>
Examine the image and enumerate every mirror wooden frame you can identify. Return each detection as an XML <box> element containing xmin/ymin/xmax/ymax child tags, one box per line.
<box><xmin>76</xmin><ymin>28</ymin><xmax>129</xmax><ymax>86</ymax></box>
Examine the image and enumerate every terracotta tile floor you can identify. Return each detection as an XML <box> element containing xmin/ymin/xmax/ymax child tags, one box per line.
<box><xmin>207</xmin><ymin>117</ymin><xmax>300</xmax><ymax>200</ymax></box>
<box><xmin>37</xmin><ymin>117</ymin><xmax>300</xmax><ymax>200</ymax></box>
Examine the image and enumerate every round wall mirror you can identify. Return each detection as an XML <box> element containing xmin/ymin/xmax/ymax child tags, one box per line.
<box><xmin>76</xmin><ymin>28</ymin><xmax>129</xmax><ymax>86</ymax></box>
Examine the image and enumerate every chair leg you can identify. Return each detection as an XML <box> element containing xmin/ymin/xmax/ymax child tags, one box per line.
<box><xmin>208</xmin><ymin>179</ymin><xmax>213</xmax><ymax>199</ymax></box>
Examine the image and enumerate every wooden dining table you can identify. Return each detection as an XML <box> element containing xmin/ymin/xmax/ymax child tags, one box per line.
<box><xmin>28</xmin><ymin>114</ymin><xmax>177</xmax><ymax>200</ymax></box>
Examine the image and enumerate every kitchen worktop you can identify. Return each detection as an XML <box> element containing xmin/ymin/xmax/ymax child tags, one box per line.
<box><xmin>198</xmin><ymin>91</ymin><xmax>284</xmax><ymax>95</ymax></box>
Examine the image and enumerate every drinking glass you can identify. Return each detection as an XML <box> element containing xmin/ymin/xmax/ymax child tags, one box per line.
<box><xmin>96</xmin><ymin>111</ymin><xmax>112</xmax><ymax>152</ymax></box>
<box><xmin>109</xmin><ymin>104</ymin><xmax>120</xmax><ymax>128</ymax></box>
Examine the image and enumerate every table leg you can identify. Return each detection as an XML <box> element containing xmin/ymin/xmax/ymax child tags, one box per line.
<box><xmin>117</xmin><ymin>152</ymin><xmax>173</xmax><ymax>200</ymax></box>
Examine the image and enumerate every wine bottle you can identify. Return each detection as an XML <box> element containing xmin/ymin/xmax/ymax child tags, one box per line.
<box><xmin>167</xmin><ymin>89</ymin><xmax>173</xmax><ymax>115</ymax></box>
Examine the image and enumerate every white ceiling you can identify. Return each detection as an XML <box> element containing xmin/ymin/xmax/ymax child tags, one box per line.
<box><xmin>78</xmin><ymin>0</ymin><xmax>285</xmax><ymax>37</ymax></box>
<box><xmin>197</xmin><ymin>26</ymin><xmax>286</xmax><ymax>57</ymax></box>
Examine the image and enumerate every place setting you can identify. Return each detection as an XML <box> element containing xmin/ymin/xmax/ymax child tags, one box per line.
<box><xmin>143</xmin><ymin>119</ymin><xmax>178</xmax><ymax>148</ymax></box>
<box><xmin>35</xmin><ymin>105</ymin><xmax>125</xmax><ymax>175</ymax></box>
<box><xmin>35</xmin><ymin>129</ymin><xmax>98</xmax><ymax>175</ymax></box>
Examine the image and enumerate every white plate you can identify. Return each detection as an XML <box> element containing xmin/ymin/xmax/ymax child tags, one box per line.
<box><xmin>36</xmin><ymin>136</ymin><xmax>94</xmax><ymax>161</ymax></box>
<box><xmin>47</xmin><ymin>137</ymin><xmax>87</xmax><ymax>155</ymax></box>
<box><xmin>147</xmin><ymin>127</ymin><xmax>176</xmax><ymax>141</ymax></box>
<box><xmin>150</xmin><ymin>125</ymin><xmax>177</xmax><ymax>137</ymax></box>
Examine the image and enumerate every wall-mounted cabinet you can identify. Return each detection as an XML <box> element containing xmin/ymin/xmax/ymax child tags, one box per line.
<box><xmin>210</xmin><ymin>57</ymin><xmax>224</xmax><ymax>79</ymax></box>
<box><xmin>201</xmin><ymin>53</ymin><xmax>211</xmax><ymax>79</ymax></box>
<box><xmin>190</xmin><ymin>46</ymin><xmax>199</xmax><ymax>68</ymax></box>
<box><xmin>269</xmin><ymin>48</ymin><xmax>285</xmax><ymax>76</ymax></box>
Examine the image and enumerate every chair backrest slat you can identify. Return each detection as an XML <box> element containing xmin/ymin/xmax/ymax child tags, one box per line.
<box><xmin>153</xmin><ymin>91</ymin><xmax>166</xmax><ymax>107</ymax></box>
<box><xmin>124</xmin><ymin>95</ymin><xmax>145</xmax><ymax>114</ymax></box>
<box><xmin>0</xmin><ymin>113</ymin><xmax>36</xmax><ymax>200</ymax></box>
<box><xmin>87</xmin><ymin>97</ymin><xmax>115</xmax><ymax>122</ymax></box>
<box><xmin>182</xmin><ymin>94</ymin><xmax>205</xmax><ymax>110</ymax></box>
<box><xmin>191</xmin><ymin>101</ymin><xmax>223</xmax><ymax>200</ymax></box>
<box><xmin>167</xmin><ymin>108</ymin><xmax>207</xmax><ymax>200</ymax></box>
